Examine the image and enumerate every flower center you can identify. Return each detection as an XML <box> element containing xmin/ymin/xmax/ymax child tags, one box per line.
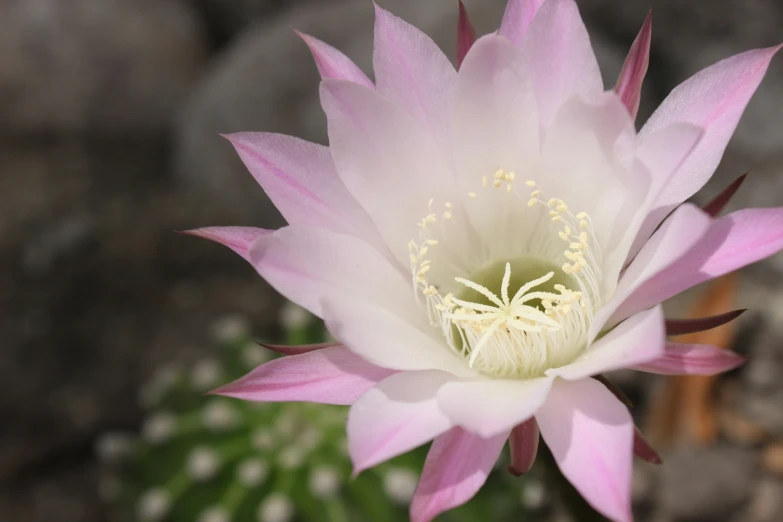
<box><xmin>409</xmin><ymin>173</ymin><xmax>603</xmax><ymax>379</ymax></box>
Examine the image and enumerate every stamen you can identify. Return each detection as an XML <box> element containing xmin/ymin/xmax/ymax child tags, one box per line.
<box><xmin>407</xmin><ymin>175</ymin><xmax>602</xmax><ymax>379</ymax></box>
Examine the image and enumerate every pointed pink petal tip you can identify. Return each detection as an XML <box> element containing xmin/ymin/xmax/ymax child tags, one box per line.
<box><xmin>294</xmin><ymin>29</ymin><xmax>374</xmax><ymax>88</ymax></box>
<box><xmin>508</xmin><ymin>419</ymin><xmax>539</xmax><ymax>476</ymax></box>
<box><xmin>180</xmin><ymin>226</ymin><xmax>271</xmax><ymax>261</ymax></box>
<box><xmin>614</xmin><ymin>9</ymin><xmax>651</xmax><ymax>119</ymax></box>
<box><xmin>456</xmin><ymin>1</ymin><xmax>477</xmax><ymax>69</ymax></box>
<box><xmin>257</xmin><ymin>341</ymin><xmax>342</xmax><ymax>356</ymax></box>
<box><xmin>211</xmin><ymin>346</ymin><xmax>394</xmax><ymax>405</ymax></box>
<box><xmin>665</xmin><ymin>309</ymin><xmax>747</xmax><ymax>336</ymax></box>
<box><xmin>702</xmin><ymin>172</ymin><xmax>749</xmax><ymax>217</ymax></box>
<box><xmin>499</xmin><ymin>0</ymin><xmax>547</xmax><ymax>47</ymax></box>
<box><xmin>634</xmin><ymin>427</ymin><xmax>662</xmax><ymax>465</ymax></box>
<box><xmin>633</xmin><ymin>343</ymin><xmax>747</xmax><ymax>376</ymax></box>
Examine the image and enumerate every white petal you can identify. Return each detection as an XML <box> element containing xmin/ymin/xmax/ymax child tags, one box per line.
<box><xmin>321</xmin><ymin>80</ymin><xmax>458</xmax><ymax>266</ymax></box>
<box><xmin>548</xmin><ymin>306</ymin><xmax>664</xmax><ymax>380</ymax></box>
<box><xmin>249</xmin><ymin>225</ymin><xmax>413</xmax><ymax>320</ymax></box>
<box><xmin>452</xmin><ymin>35</ymin><xmax>539</xmax><ymax>250</ymax></box>
<box><xmin>593</xmin><ymin>203</ymin><xmax>712</xmax><ymax>335</ymax></box>
<box><xmin>373</xmin><ymin>4</ymin><xmax>457</xmax><ymax>150</ymax></box>
<box><xmin>519</xmin><ymin>0</ymin><xmax>603</xmax><ymax>128</ymax></box>
<box><xmin>323</xmin><ymin>290</ymin><xmax>475</xmax><ymax>376</ymax></box>
<box><xmin>348</xmin><ymin>371</ymin><xmax>454</xmax><ymax>473</ymax></box>
<box><xmin>436</xmin><ymin>377</ymin><xmax>553</xmax><ymax>438</ymax></box>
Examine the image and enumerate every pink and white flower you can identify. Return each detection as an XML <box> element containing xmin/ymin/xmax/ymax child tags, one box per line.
<box><xmin>190</xmin><ymin>1</ymin><xmax>782</xmax><ymax>520</ymax></box>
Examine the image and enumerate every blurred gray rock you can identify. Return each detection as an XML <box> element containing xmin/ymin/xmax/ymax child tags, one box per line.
<box><xmin>0</xmin><ymin>0</ymin><xmax>209</xmax><ymax>134</ymax></box>
<box><xmin>733</xmin><ymin>478</ymin><xmax>783</xmax><ymax>522</ymax></box>
<box><xmin>660</xmin><ymin>445</ymin><xmax>756</xmax><ymax>521</ymax></box>
<box><xmin>188</xmin><ymin>0</ymin><xmax>290</xmax><ymax>44</ymax></box>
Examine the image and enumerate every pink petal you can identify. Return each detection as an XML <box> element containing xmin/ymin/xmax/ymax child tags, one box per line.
<box><xmin>619</xmin><ymin>207</ymin><xmax>783</xmax><ymax>318</ymax></box>
<box><xmin>211</xmin><ymin>346</ymin><xmax>394</xmax><ymax>405</ymax></box>
<box><xmin>348</xmin><ymin>371</ymin><xmax>454</xmax><ymax>474</ymax></box>
<box><xmin>598</xmin><ymin>204</ymin><xmax>712</xmax><ymax>331</ymax></box>
<box><xmin>519</xmin><ymin>0</ymin><xmax>603</xmax><ymax>128</ymax></box>
<box><xmin>226</xmin><ymin>133</ymin><xmax>380</xmax><ymax>244</ymax></box>
<box><xmin>295</xmin><ymin>30</ymin><xmax>374</xmax><ymax>88</ymax></box>
<box><xmin>536</xmin><ymin>378</ymin><xmax>634</xmax><ymax>522</ymax></box>
<box><xmin>249</xmin><ymin>225</ymin><xmax>414</xmax><ymax>321</ymax></box>
<box><xmin>499</xmin><ymin>0</ymin><xmax>547</xmax><ymax>47</ymax></box>
<box><xmin>665</xmin><ymin>309</ymin><xmax>746</xmax><ymax>336</ymax></box>
<box><xmin>320</xmin><ymin>79</ymin><xmax>458</xmax><ymax>265</ymax></box>
<box><xmin>549</xmin><ymin>306</ymin><xmax>665</xmax><ymax>381</ymax></box>
<box><xmin>436</xmin><ymin>377</ymin><xmax>553</xmax><ymax>438</ymax></box>
<box><xmin>456</xmin><ymin>1</ymin><xmax>477</xmax><ymax>69</ymax></box>
<box><xmin>410</xmin><ymin>427</ymin><xmax>508</xmax><ymax>522</ymax></box>
<box><xmin>639</xmin><ymin>45</ymin><xmax>781</xmax><ymax>227</ymax></box>
<box><xmin>633</xmin><ymin>342</ymin><xmax>746</xmax><ymax>376</ymax></box>
<box><xmin>634</xmin><ymin>427</ymin><xmax>662</xmax><ymax>465</ymax></box>
<box><xmin>702</xmin><ymin>172</ymin><xmax>749</xmax><ymax>217</ymax></box>
<box><xmin>258</xmin><ymin>341</ymin><xmax>341</xmax><ymax>356</ymax></box>
<box><xmin>614</xmin><ymin>10</ymin><xmax>651</xmax><ymax>120</ymax></box>
<box><xmin>322</xmin><ymin>290</ymin><xmax>475</xmax><ymax>376</ymax></box>
<box><xmin>182</xmin><ymin>226</ymin><xmax>271</xmax><ymax>261</ymax></box>
<box><xmin>373</xmin><ymin>4</ymin><xmax>457</xmax><ymax>148</ymax></box>
<box><xmin>508</xmin><ymin>419</ymin><xmax>539</xmax><ymax>476</ymax></box>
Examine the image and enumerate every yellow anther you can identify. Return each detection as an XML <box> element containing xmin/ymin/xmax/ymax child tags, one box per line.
<box><xmin>556</xmin><ymin>204</ymin><xmax>568</xmax><ymax>212</ymax></box>
<box><xmin>549</xmin><ymin>211</ymin><xmax>560</xmax><ymax>217</ymax></box>
<box><xmin>468</xmin><ymin>192</ymin><xmax>477</xmax><ymax>199</ymax></box>
<box><xmin>569</xmin><ymin>242</ymin><xmax>582</xmax><ymax>250</ymax></box>
<box><xmin>525</xmin><ymin>180</ymin><xmax>537</xmax><ymax>187</ymax></box>
<box><xmin>494</xmin><ymin>169</ymin><xmax>505</xmax><ymax>179</ymax></box>
<box><xmin>493</xmin><ymin>179</ymin><xmax>503</xmax><ymax>188</ymax></box>
<box><xmin>410</xmin><ymin>254</ymin><xmax>418</xmax><ymax>264</ymax></box>
<box><xmin>576</xmin><ymin>212</ymin><xmax>587</xmax><ymax>219</ymax></box>
<box><xmin>547</xmin><ymin>198</ymin><xmax>557</xmax><ymax>207</ymax></box>
<box><xmin>551</xmin><ymin>216</ymin><xmax>562</xmax><ymax>222</ymax></box>
<box><xmin>563</xmin><ymin>226</ymin><xmax>571</xmax><ymax>235</ymax></box>
<box><xmin>558</xmin><ymin>232</ymin><xmax>568</xmax><ymax>241</ymax></box>
<box><xmin>482</xmin><ymin>176</ymin><xmax>488</xmax><ymax>188</ymax></box>
<box><xmin>443</xmin><ymin>211</ymin><xmax>452</xmax><ymax>219</ymax></box>
<box><xmin>419</xmin><ymin>247</ymin><xmax>429</xmax><ymax>256</ymax></box>
<box><xmin>527</xmin><ymin>198</ymin><xmax>537</xmax><ymax>207</ymax></box>
<box><xmin>530</xmin><ymin>190</ymin><xmax>540</xmax><ymax>197</ymax></box>
<box><xmin>506</xmin><ymin>184</ymin><xmax>512</xmax><ymax>192</ymax></box>
<box><xmin>580</xmin><ymin>220</ymin><xmax>589</xmax><ymax>229</ymax></box>
<box><xmin>579</xmin><ymin>232</ymin><xmax>587</xmax><ymax>243</ymax></box>
<box><xmin>427</xmin><ymin>239</ymin><xmax>438</xmax><ymax>245</ymax></box>
<box><xmin>445</xmin><ymin>202</ymin><xmax>453</xmax><ymax>209</ymax></box>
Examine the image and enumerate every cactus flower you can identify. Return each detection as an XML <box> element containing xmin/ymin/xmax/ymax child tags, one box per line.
<box><xmin>191</xmin><ymin>1</ymin><xmax>783</xmax><ymax>520</ymax></box>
